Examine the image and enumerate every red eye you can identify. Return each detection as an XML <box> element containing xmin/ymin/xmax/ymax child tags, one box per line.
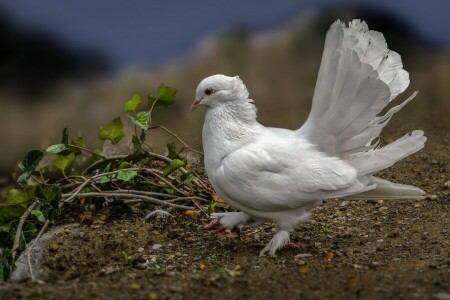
<box><xmin>204</xmin><ymin>88</ymin><xmax>214</xmax><ymax>96</ymax></box>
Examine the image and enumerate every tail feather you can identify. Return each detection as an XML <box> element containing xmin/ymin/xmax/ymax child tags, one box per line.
<box><xmin>299</xmin><ymin>20</ymin><xmax>414</xmax><ymax>155</ymax></box>
<box><xmin>299</xmin><ymin>19</ymin><xmax>427</xmax><ymax>200</ymax></box>
<box><xmin>344</xmin><ymin>176</ymin><xmax>426</xmax><ymax>200</ymax></box>
<box><xmin>346</xmin><ymin>130</ymin><xmax>427</xmax><ymax>176</ymax></box>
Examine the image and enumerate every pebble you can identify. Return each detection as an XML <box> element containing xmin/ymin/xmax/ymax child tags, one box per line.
<box><xmin>152</xmin><ymin>244</ymin><xmax>162</xmax><ymax>250</ymax></box>
<box><xmin>433</xmin><ymin>292</ymin><xmax>450</xmax><ymax>300</ymax></box>
<box><xmin>138</xmin><ymin>247</ymin><xmax>145</xmax><ymax>253</ymax></box>
<box><xmin>340</xmin><ymin>200</ymin><xmax>350</xmax><ymax>207</ymax></box>
<box><xmin>427</xmin><ymin>194</ymin><xmax>438</xmax><ymax>200</ymax></box>
<box><xmin>79</xmin><ymin>232</ymin><xmax>85</xmax><ymax>238</ymax></box>
<box><xmin>295</xmin><ymin>253</ymin><xmax>313</xmax><ymax>258</ymax></box>
<box><xmin>296</xmin><ymin>260</ymin><xmax>306</xmax><ymax>266</ymax></box>
<box><xmin>444</xmin><ymin>181</ymin><xmax>450</xmax><ymax>189</ymax></box>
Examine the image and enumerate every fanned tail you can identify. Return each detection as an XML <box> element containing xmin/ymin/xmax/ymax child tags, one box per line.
<box><xmin>299</xmin><ymin>19</ymin><xmax>427</xmax><ymax>200</ymax></box>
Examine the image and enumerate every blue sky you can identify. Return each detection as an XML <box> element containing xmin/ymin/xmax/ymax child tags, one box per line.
<box><xmin>0</xmin><ymin>0</ymin><xmax>448</xmax><ymax>70</ymax></box>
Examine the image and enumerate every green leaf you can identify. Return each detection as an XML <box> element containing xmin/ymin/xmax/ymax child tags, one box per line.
<box><xmin>0</xmin><ymin>187</ymin><xmax>35</xmax><ymax>219</ymax></box>
<box><xmin>131</xmin><ymin>111</ymin><xmax>150</xmax><ymax>130</ymax></box>
<box><xmin>46</xmin><ymin>144</ymin><xmax>68</xmax><ymax>154</ymax></box>
<box><xmin>208</xmin><ymin>200</ymin><xmax>217</xmax><ymax>211</ymax></box>
<box><xmin>62</xmin><ymin>127</ymin><xmax>69</xmax><ymax>147</ymax></box>
<box><xmin>117</xmin><ymin>169</ymin><xmax>137</xmax><ymax>182</ymax></box>
<box><xmin>98</xmin><ymin>117</ymin><xmax>125</xmax><ymax>144</ymax></box>
<box><xmin>36</xmin><ymin>185</ymin><xmax>61</xmax><ymax>204</ymax></box>
<box><xmin>123</xmin><ymin>93</ymin><xmax>141</xmax><ymax>112</ymax></box>
<box><xmin>162</xmin><ymin>159</ymin><xmax>185</xmax><ymax>176</ymax></box>
<box><xmin>5</xmin><ymin>188</ymin><xmax>34</xmax><ymax>204</ymax></box>
<box><xmin>162</xmin><ymin>188</ymin><xmax>174</xmax><ymax>195</ymax></box>
<box><xmin>17</xmin><ymin>150</ymin><xmax>43</xmax><ymax>183</ymax></box>
<box><xmin>31</xmin><ymin>210</ymin><xmax>45</xmax><ymax>222</ymax></box>
<box><xmin>148</xmin><ymin>84</ymin><xmax>177</xmax><ymax>107</ymax></box>
<box><xmin>98</xmin><ymin>163</ymin><xmax>112</xmax><ymax>184</ymax></box>
<box><xmin>53</xmin><ymin>153</ymin><xmax>75</xmax><ymax>171</ymax></box>
<box><xmin>118</xmin><ymin>161</ymin><xmax>131</xmax><ymax>169</ymax></box>
<box><xmin>166</xmin><ymin>142</ymin><xmax>177</xmax><ymax>159</ymax></box>
<box><xmin>180</xmin><ymin>172</ymin><xmax>195</xmax><ymax>184</ymax></box>
<box><xmin>0</xmin><ymin>224</ymin><xmax>10</xmax><ymax>233</ymax></box>
<box><xmin>71</xmin><ymin>136</ymin><xmax>86</xmax><ymax>148</ymax></box>
<box><xmin>157</xmin><ymin>84</ymin><xmax>177</xmax><ymax>106</ymax></box>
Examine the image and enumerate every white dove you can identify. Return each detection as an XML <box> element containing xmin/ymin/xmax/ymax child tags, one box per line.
<box><xmin>191</xmin><ymin>20</ymin><xmax>426</xmax><ymax>256</ymax></box>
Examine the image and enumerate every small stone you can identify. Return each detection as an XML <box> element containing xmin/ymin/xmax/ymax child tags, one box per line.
<box><xmin>370</xmin><ymin>261</ymin><xmax>380</xmax><ymax>267</ymax></box>
<box><xmin>444</xmin><ymin>181</ymin><xmax>450</xmax><ymax>189</ymax></box>
<box><xmin>199</xmin><ymin>263</ymin><xmax>206</xmax><ymax>270</ymax></box>
<box><xmin>152</xmin><ymin>244</ymin><xmax>162</xmax><ymax>250</ymax></box>
<box><xmin>129</xmin><ymin>282</ymin><xmax>140</xmax><ymax>289</ymax></box>
<box><xmin>295</xmin><ymin>253</ymin><xmax>313</xmax><ymax>258</ymax></box>
<box><xmin>296</xmin><ymin>260</ymin><xmax>306</xmax><ymax>266</ymax></box>
<box><xmin>137</xmin><ymin>247</ymin><xmax>145</xmax><ymax>253</ymax></box>
<box><xmin>49</xmin><ymin>242</ymin><xmax>59</xmax><ymax>252</ymax></box>
<box><xmin>79</xmin><ymin>232</ymin><xmax>85</xmax><ymax>238</ymax></box>
<box><xmin>427</xmin><ymin>194</ymin><xmax>438</xmax><ymax>200</ymax></box>
<box><xmin>148</xmin><ymin>292</ymin><xmax>158</xmax><ymax>300</ymax></box>
<box><xmin>433</xmin><ymin>292</ymin><xmax>450</xmax><ymax>300</ymax></box>
<box><xmin>340</xmin><ymin>201</ymin><xmax>350</xmax><ymax>207</ymax></box>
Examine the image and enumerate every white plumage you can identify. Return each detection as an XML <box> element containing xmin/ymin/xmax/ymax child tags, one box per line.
<box><xmin>192</xmin><ymin>20</ymin><xmax>426</xmax><ymax>256</ymax></box>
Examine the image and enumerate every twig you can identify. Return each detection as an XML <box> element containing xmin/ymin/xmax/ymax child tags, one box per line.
<box><xmin>102</xmin><ymin>189</ymin><xmax>178</xmax><ymax>198</ymax></box>
<box><xmin>83</xmin><ymin>155</ymin><xmax>128</xmax><ymax>173</ymax></box>
<box><xmin>142</xmin><ymin>168</ymin><xmax>189</xmax><ymax>196</ymax></box>
<box><xmin>27</xmin><ymin>219</ymin><xmax>49</xmax><ymax>282</ymax></box>
<box><xmin>60</xmin><ymin>168</ymin><xmax>139</xmax><ymax>205</ymax></box>
<box><xmin>69</xmin><ymin>144</ymin><xmax>105</xmax><ymax>158</ymax></box>
<box><xmin>150</xmin><ymin>125</ymin><xmax>204</xmax><ymax>155</ymax></box>
<box><xmin>62</xmin><ymin>192</ymin><xmax>194</xmax><ymax>210</ymax></box>
<box><xmin>12</xmin><ymin>202</ymin><xmax>37</xmax><ymax>259</ymax></box>
<box><xmin>165</xmin><ymin>196</ymin><xmax>211</xmax><ymax>203</ymax></box>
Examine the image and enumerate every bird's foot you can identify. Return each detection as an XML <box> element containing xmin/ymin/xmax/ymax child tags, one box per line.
<box><xmin>204</xmin><ymin>217</ymin><xmax>226</xmax><ymax>234</ymax></box>
<box><xmin>204</xmin><ymin>218</ymin><xmax>221</xmax><ymax>229</ymax></box>
<box><xmin>259</xmin><ymin>230</ymin><xmax>291</xmax><ymax>257</ymax></box>
<box><xmin>285</xmin><ymin>242</ymin><xmax>300</xmax><ymax>249</ymax></box>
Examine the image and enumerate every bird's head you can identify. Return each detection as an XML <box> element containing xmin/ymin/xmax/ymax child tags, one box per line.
<box><xmin>191</xmin><ymin>74</ymin><xmax>249</xmax><ymax>111</ymax></box>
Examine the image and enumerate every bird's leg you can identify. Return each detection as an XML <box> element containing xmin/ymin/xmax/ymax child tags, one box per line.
<box><xmin>259</xmin><ymin>229</ymin><xmax>291</xmax><ymax>257</ymax></box>
<box><xmin>204</xmin><ymin>212</ymin><xmax>261</xmax><ymax>235</ymax></box>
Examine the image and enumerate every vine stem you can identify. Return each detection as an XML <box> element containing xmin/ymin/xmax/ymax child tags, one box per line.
<box><xmin>26</xmin><ymin>219</ymin><xmax>49</xmax><ymax>282</ymax></box>
<box><xmin>150</xmin><ymin>125</ymin><xmax>203</xmax><ymax>155</ymax></box>
<box><xmin>62</xmin><ymin>192</ymin><xmax>194</xmax><ymax>210</ymax></box>
<box><xmin>69</xmin><ymin>144</ymin><xmax>105</xmax><ymax>158</ymax></box>
<box><xmin>12</xmin><ymin>202</ymin><xmax>37</xmax><ymax>260</ymax></box>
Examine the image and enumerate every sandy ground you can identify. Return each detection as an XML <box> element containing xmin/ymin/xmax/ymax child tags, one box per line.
<box><xmin>1</xmin><ymin>118</ymin><xmax>449</xmax><ymax>300</ymax></box>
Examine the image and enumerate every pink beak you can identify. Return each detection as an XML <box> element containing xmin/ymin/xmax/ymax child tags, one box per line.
<box><xmin>190</xmin><ymin>97</ymin><xmax>203</xmax><ymax>111</ymax></box>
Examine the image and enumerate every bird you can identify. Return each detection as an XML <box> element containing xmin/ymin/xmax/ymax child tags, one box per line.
<box><xmin>191</xmin><ymin>20</ymin><xmax>427</xmax><ymax>256</ymax></box>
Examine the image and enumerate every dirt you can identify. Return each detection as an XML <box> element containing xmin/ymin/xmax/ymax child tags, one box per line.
<box><xmin>1</xmin><ymin>123</ymin><xmax>449</xmax><ymax>299</ymax></box>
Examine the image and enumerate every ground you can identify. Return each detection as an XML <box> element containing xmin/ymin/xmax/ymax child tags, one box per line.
<box><xmin>1</xmin><ymin>124</ymin><xmax>449</xmax><ymax>300</ymax></box>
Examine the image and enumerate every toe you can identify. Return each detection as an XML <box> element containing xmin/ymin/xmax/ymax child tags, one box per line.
<box><xmin>211</xmin><ymin>226</ymin><xmax>226</xmax><ymax>234</ymax></box>
<box><xmin>204</xmin><ymin>218</ymin><xmax>221</xmax><ymax>229</ymax></box>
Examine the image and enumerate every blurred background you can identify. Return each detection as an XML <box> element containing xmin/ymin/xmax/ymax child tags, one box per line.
<box><xmin>0</xmin><ymin>0</ymin><xmax>449</xmax><ymax>181</ymax></box>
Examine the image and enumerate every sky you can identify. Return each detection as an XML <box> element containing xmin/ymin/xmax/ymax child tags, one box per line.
<box><xmin>0</xmin><ymin>0</ymin><xmax>449</xmax><ymax>70</ymax></box>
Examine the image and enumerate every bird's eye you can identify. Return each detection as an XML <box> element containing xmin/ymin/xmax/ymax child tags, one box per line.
<box><xmin>204</xmin><ymin>88</ymin><xmax>214</xmax><ymax>96</ymax></box>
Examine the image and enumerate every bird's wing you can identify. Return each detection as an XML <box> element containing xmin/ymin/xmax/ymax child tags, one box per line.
<box><xmin>298</xmin><ymin>20</ymin><xmax>414</xmax><ymax>156</ymax></box>
<box><xmin>214</xmin><ymin>138</ymin><xmax>361</xmax><ymax>212</ymax></box>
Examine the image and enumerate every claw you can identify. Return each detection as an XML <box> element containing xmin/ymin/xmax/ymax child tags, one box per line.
<box><xmin>211</xmin><ymin>226</ymin><xmax>226</xmax><ymax>234</ymax></box>
<box><xmin>286</xmin><ymin>242</ymin><xmax>300</xmax><ymax>249</ymax></box>
<box><xmin>204</xmin><ymin>218</ymin><xmax>221</xmax><ymax>229</ymax></box>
